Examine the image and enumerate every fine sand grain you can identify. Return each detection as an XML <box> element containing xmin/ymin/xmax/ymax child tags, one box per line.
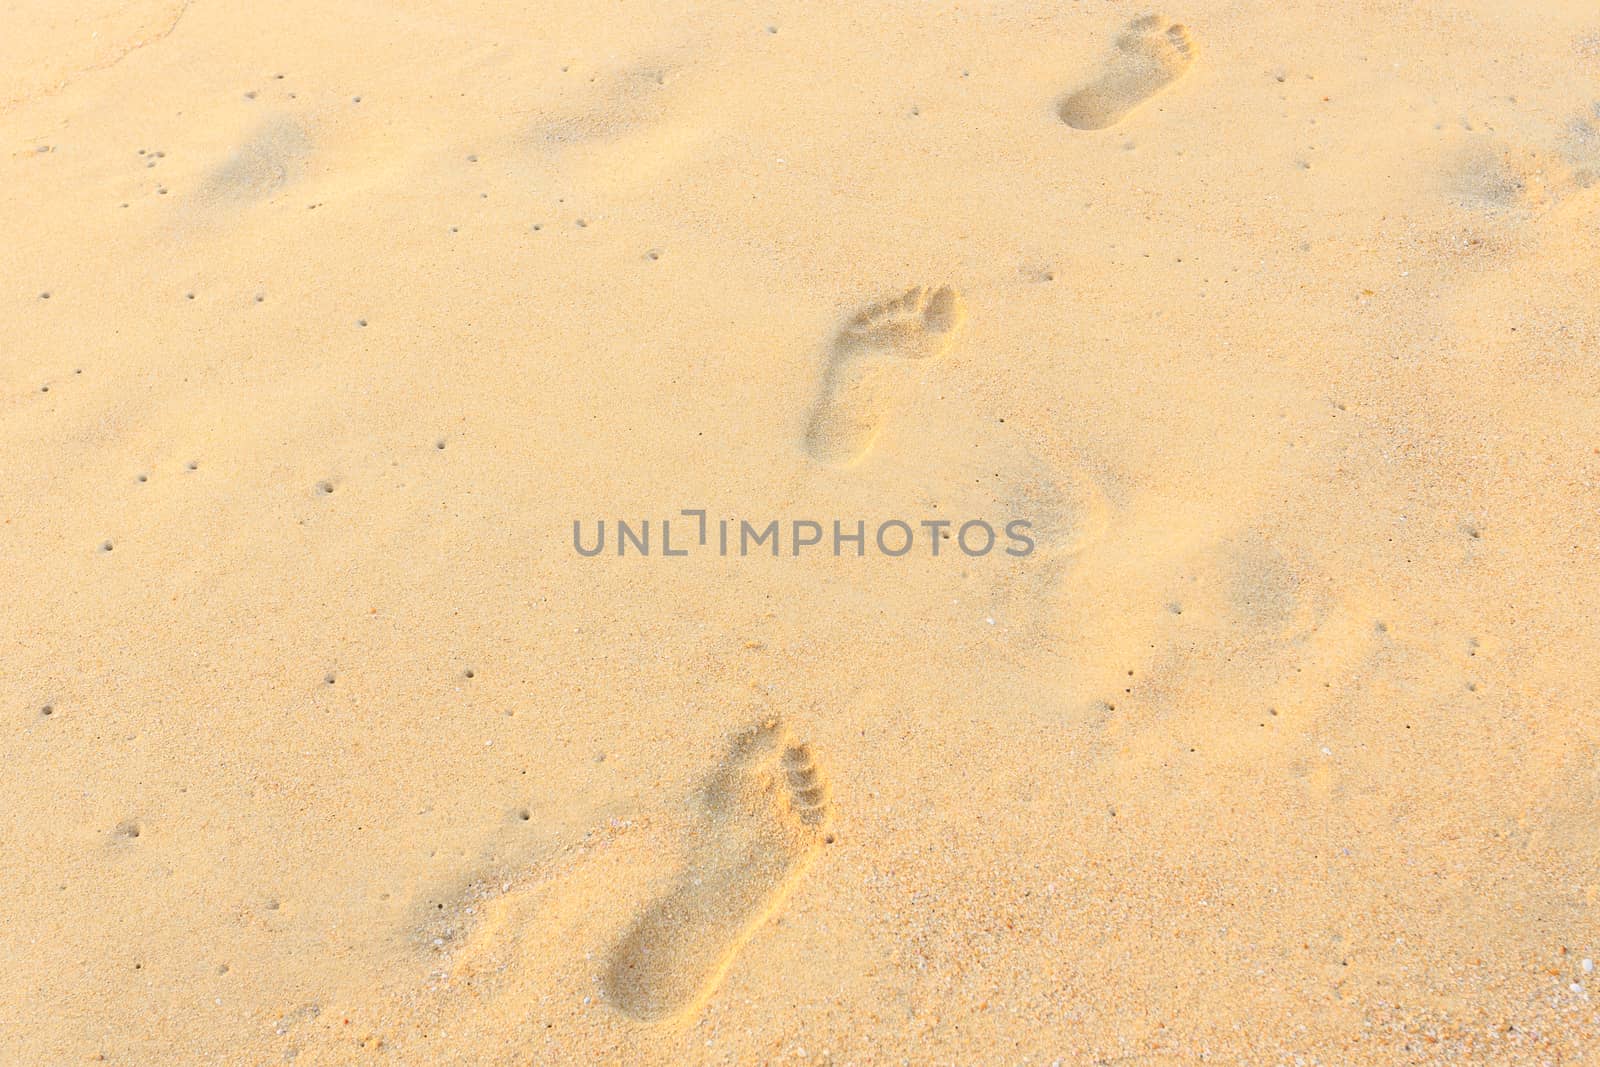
<box><xmin>4</xmin><ymin>1</ymin><xmax>1600</xmax><ymax>1064</ymax></box>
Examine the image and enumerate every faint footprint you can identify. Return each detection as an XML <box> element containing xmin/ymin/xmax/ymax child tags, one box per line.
<box><xmin>532</xmin><ymin>64</ymin><xmax>673</xmax><ymax>146</ymax></box>
<box><xmin>601</xmin><ymin>720</ymin><xmax>832</xmax><ymax>1022</ymax></box>
<box><xmin>1446</xmin><ymin>136</ymin><xmax>1570</xmax><ymax>213</ymax></box>
<box><xmin>803</xmin><ymin>286</ymin><xmax>966</xmax><ymax>466</ymax></box>
<box><xmin>1058</xmin><ymin>15</ymin><xmax>1196</xmax><ymax>131</ymax></box>
<box><xmin>1562</xmin><ymin>101</ymin><xmax>1600</xmax><ymax>189</ymax></box>
<box><xmin>194</xmin><ymin>117</ymin><xmax>309</xmax><ymax>207</ymax></box>
<box><xmin>993</xmin><ymin>450</ymin><xmax>1110</xmax><ymax>618</ymax></box>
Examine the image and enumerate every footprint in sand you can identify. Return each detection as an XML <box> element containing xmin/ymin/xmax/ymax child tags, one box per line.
<box><xmin>532</xmin><ymin>64</ymin><xmax>674</xmax><ymax>146</ymax></box>
<box><xmin>803</xmin><ymin>285</ymin><xmax>965</xmax><ymax>466</ymax></box>
<box><xmin>1562</xmin><ymin>101</ymin><xmax>1600</xmax><ymax>189</ymax></box>
<box><xmin>1058</xmin><ymin>14</ymin><xmax>1196</xmax><ymax>131</ymax></box>
<box><xmin>601</xmin><ymin>719</ymin><xmax>832</xmax><ymax>1022</ymax></box>
<box><xmin>191</xmin><ymin>117</ymin><xmax>309</xmax><ymax>211</ymax></box>
<box><xmin>1447</xmin><ymin>137</ymin><xmax>1569</xmax><ymax>213</ymax></box>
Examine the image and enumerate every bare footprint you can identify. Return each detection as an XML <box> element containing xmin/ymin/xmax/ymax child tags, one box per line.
<box><xmin>211</xmin><ymin>118</ymin><xmax>308</xmax><ymax>199</ymax></box>
<box><xmin>601</xmin><ymin>720</ymin><xmax>832</xmax><ymax>1022</ymax></box>
<box><xmin>1058</xmin><ymin>15</ymin><xmax>1196</xmax><ymax>131</ymax></box>
<box><xmin>803</xmin><ymin>286</ymin><xmax>965</xmax><ymax>466</ymax></box>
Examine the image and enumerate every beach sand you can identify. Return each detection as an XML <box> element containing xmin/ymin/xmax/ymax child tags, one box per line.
<box><xmin>4</xmin><ymin>1</ymin><xmax>1600</xmax><ymax>1063</ymax></box>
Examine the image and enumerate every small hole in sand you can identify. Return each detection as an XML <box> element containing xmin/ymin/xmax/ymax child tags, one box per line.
<box><xmin>464</xmin><ymin>668</ymin><xmax>476</xmax><ymax>679</ymax></box>
<box><xmin>187</xmin><ymin>461</ymin><xmax>199</xmax><ymax>471</ymax></box>
<box><xmin>517</xmin><ymin>809</ymin><xmax>531</xmax><ymax>821</ymax></box>
<box><xmin>40</xmin><ymin>291</ymin><xmax>51</xmax><ymax>300</ymax></box>
<box><xmin>100</xmin><ymin>540</ymin><xmax>114</xmax><ymax>553</ymax></box>
<box><xmin>317</xmin><ymin>480</ymin><xmax>334</xmax><ymax>495</ymax></box>
<box><xmin>324</xmin><ymin>672</ymin><xmax>336</xmax><ymax>685</ymax></box>
<box><xmin>40</xmin><ymin>705</ymin><xmax>54</xmax><ymax>717</ymax></box>
<box><xmin>435</xmin><ymin>439</ymin><xmax>447</xmax><ymax>450</ymax></box>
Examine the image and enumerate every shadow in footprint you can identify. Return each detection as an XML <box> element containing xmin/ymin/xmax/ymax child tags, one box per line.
<box><xmin>601</xmin><ymin>720</ymin><xmax>832</xmax><ymax>1022</ymax></box>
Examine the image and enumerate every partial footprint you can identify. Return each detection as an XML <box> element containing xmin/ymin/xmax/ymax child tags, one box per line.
<box><xmin>192</xmin><ymin>117</ymin><xmax>309</xmax><ymax>210</ymax></box>
<box><xmin>601</xmin><ymin>720</ymin><xmax>832</xmax><ymax>1022</ymax></box>
<box><xmin>1562</xmin><ymin>101</ymin><xmax>1600</xmax><ymax>189</ymax></box>
<box><xmin>803</xmin><ymin>286</ymin><xmax>965</xmax><ymax>466</ymax></box>
<box><xmin>1446</xmin><ymin>137</ymin><xmax>1570</xmax><ymax>214</ymax></box>
<box><xmin>531</xmin><ymin>64</ymin><xmax>673</xmax><ymax>146</ymax></box>
<box><xmin>993</xmin><ymin>452</ymin><xmax>1109</xmax><ymax>615</ymax></box>
<box><xmin>1058</xmin><ymin>15</ymin><xmax>1196</xmax><ymax>131</ymax></box>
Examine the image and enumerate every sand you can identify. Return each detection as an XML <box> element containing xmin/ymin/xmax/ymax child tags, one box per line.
<box><xmin>4</xmin><ymin>1</ymin><xmax>1600</xmax><ymax>1063</ymax></box>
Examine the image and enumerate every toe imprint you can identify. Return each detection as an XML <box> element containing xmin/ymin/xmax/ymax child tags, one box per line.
<box><xmin>783</xmin><ymin>744</ymin><xmax>832</xmax><ymax>824</ymax></box>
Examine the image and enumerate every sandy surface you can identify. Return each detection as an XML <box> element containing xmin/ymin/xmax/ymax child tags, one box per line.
<box><xmin>5</xmin><ymin>1</ymin><xmax>1600</xmax><ymax>1063</ymax></box>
